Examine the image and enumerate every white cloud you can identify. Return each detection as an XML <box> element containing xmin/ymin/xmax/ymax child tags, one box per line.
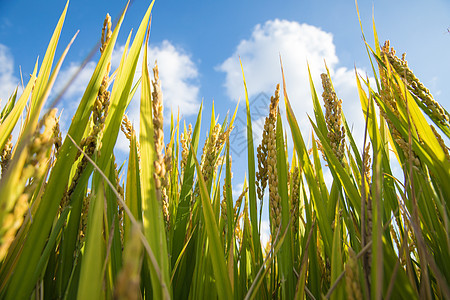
<box><xmin>52</xmin><ymin>61</ymin><xmax>97</xmax><ymax>132</ymax></box>
<box><xmin>116</xmin><ymin>40</ymin><xmax>201</xmax><ymax>153</ymax></box>
<box><xmin>260</xmin><ymin>220</ymin><xmax>271</xmax><ymax>252</ymax></box>
<box><xmin>111</xmin><ymin>40</ymin><xmax>200</xmax><ymax>117</ymax></box>
<box><xmin>323</xmin><ymin>168</ymin><xmax>333</xmax><ymax>190</ymax></box>
<box><xmin>218</xmin><ymin>20</ymin><xmax>337</xmax><ymax>102</ymax></box>
<box><xmin>0</xmin><ymin>44</ymin><xmax>24</xmax><ymax>149</ymax></box>
<box><xmin>217</xmin><ymin>19</ymin><xmax>369</xmax><ymax>149</ymax></box>
<box><xmin>0</xmin><ymin>44</ymin><xmax>19</xmax><ymax>103</ymax></box>
<box><xmin>237</xmin><ymin>115</ymin><xmax>266</xmax><ymax>154</ymax></box>
<box><xmin>148</xmin><ymin>41</ymin><xmax>200</xmax><ymax>117</ymax></box>
<box><xmin>53</xmin><ymin>61</ymin><xmax>97</xmax><ymax>101</ymax></box>
<box><xmin>52</xmin><ymin>40</ymin><xmax>200</xmax><ymax>154</ymax></box>
<box><xmin>232</xmin><ymin>181</ymin><xmax>246</xmax><ymax>201</ymax></box>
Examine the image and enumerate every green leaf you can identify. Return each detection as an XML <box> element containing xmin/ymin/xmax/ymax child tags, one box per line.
<box><xmin>96</xmin><ymin>1</ymin><xmax>155</xmax><ymax>179</ymax></box>
<box><xmin>193</xmin><ymin>154</ymin><xmax>233</xmax><ymax>300</ymax></box>
<box><xmin>77</xmin><ymin>180</ymin><xmax>106</xmax><ymax>299</ymax></box>
<box><xmin>240</xmin><ymin>59</ymin><xmax>262</xmax><ymax>265</ymax></box>
<box><xmin>34</xmin><ymin>207</ymin><xmax>70</xmax><ymax>284</ymax></box>
<box><xmin>171</xmin><ymin>103</ymin><xmax>202</xmax><ymax>300</ymax></box>
<box><xmin>275</xmin><ymin>112</ymin><xmax>295</xmax><ymax>299</ymax></box>
<box><xmin>310</xmin><ymin>119</ymin><xmax>361</xmax><ymax>212</ymax></box>
<box><xmin>308</xmin><ymin>63</ymin><xmax>328</xmax><ymax>139</ymax></box>
<box><xmin>138</xmin><ymin>10</ymin><xmax>171</xmax><ymax>298</ymax></box>
<box><xmin>124</xmin><ymin>129</ymin><xmax>142</xmax><ymax>243</ymax></box>
<box><xmin>3</xmin><ymin>4</ymin><xmax>127</xmax><ymax>298</ymax></box>
<box><xmin>0</xmin><ymin>63</ymin><xmax>36</xmax><ymax>151</ymax></box>
<box><xmin>0</xmin><ymin>87</ymin><xmax>17</xmax><ymax>122</ymax></box>
<box><xmin>280</xmin><ymin>59</ymin><xmax>332</xmax><ymax>256</ymax></box>
<box><xmin>104</xmin><ymin>160</ymin><xmax>123</xmax><ymax>284</ymax></box>
<box><xmin>330</xmin><ymin>211</ymin><xmax>344</xmax><ymax>300</ymax></box>
<box><xmin>225</xmin><ymin>139</ymin><xmax>234</xmax><ymax>252</ymax></box>
<box><xmin>29</xmin><ymin>0</ymin><xmax>69</xmax><ymax>118</ymax></box>
<box><xmin>172</xmin><ymin>103</ymin><xmax>202</xmax><ymax>263</ymax></box>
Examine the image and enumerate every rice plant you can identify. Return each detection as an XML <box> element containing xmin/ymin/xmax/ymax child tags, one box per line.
<box><xmin>0</xmin><ymin>1</ymin><xmax>448</xmax><ymax>299</ymax></box>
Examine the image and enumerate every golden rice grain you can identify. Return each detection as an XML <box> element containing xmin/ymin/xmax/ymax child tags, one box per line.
<box><xmin>0</xmin><ymin>134</ymin><xmax>12</xmax><ymax>175</ymax></box>
<box><xmin>100</xmin><ymin>14</ymin><xmax>112</xmax><ymax>54</ymax></box>
<box><xmin>0</xmin><ymin>109</ymin><xmax>59</xmax><ymax>260</ymax></box>
<box><xmin>345</xmin><ymin>248</ymin><xmax>363</xmax><ymax>300</ymax></box>
<box><xmin>114</xmin><ymin>225</ymin><xmax>143</xmax><ymax>300</ymax></box>
<box><xmin>382</xmin><ymin>40</ymin><xmax>449</xmax><ymax>126</ymax></box>
<box><xmin>321</xmin><ymin>73</ymin><xmax>346</xmax><ymax>163</ymax></box>
<box><xmin>265</xmin><ymin>84</ymin><xmax>281</xmax><ymax>236</ymax></box>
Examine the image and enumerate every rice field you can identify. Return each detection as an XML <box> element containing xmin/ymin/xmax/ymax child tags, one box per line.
<box><xmin>0</xmin><ymin>1</ymin><xmax>449</xmax><ymax>299</ymax></box>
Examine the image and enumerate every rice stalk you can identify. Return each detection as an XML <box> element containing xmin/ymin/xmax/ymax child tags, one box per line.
<box><xmin>180</xmin><ymin>122</ymin><xmax>192</xmax><ymax>174</ymax></box>
<box><xmin>344</xmin><ymin>248</ymin><xmax>363</xmax><ymax>300</ymax></box>
<box><xmin>59</xmin><ymin>28</ymin><xmax>111</xmax><ymax>211</ymax></box>
<box><xmin>260</xmin><ymin>84</ymin><xmax>281</xmax><ymax>237</ymax></box>
<box><xmin>0</xmin><ymin>2</ymin><xmax>448</xmax><ymax>299</ymax></box>
<box><xmin>114</xmin><ymin>225</ymin><xmax>143</xmax><ymax>300</ymax></box>
<box><xmin>290</xmin><ymin>166</ymin><xmax>300</xmax><ymax>235</ymax></box>
<box><xmin>0</xmin><ymin>135</ymin><xmax>12</xmax><ymax>175</ymax></box>
<box><xmin>0</xmin><ymin>108</ymin><xmax>59</xmax><ymax>260</ymax></box>
<box><xmin>430</xmin><ymin>125</ymin><xmax>450</xmax><ymax>161</ymax></box>
<box><xmin>381</xmin><ymin>40</ymin><xmax>449</xmax><ymax>127</ymax></box>
<box><xmin>321</xmin><ymin>73</ymin><xmax>346</xmax><ymax>163</ymax></box>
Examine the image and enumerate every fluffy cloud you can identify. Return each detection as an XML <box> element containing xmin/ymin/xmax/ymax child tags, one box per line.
<box><xmin>0</xmin><ymin>44</ymin><xmax>22</xmax><ymax>146</ymax></box>
<box><xmin>110</xmin><ymin>40</ymin><xmax>200</xmax><ymax>118</ymax></box>
<box><xmin>218</xmin><ymin>20</ymin><xmax>337</xmax><ymax>101</ymax></box>
<box><xmin>53</xmin><ymin>61</ymin><xmax>97</xmax><ymax>102</ymax></box>
<box><xmin>114</xmin><ymin>41</ymin><xmax>200</xmax><ymax>153</ymax></box>
<box><xmin>217</xmin><ymin>19</ymin><xmax>368</xmax><ymax>148</ymax></box>
<box><xmin>52</xmin><ymin>40</ymin><xmax>200</xmax><ymax>153</ymax></box>
<box><xmin>0</xmin><ymin>44</ymin><xmax>19</xmax><ymax>103</ymax></box>
<box><xmin>52</xmin><ymin>61</ymin><xmax>97</xmax><ymax>132</ymax></box>
<box><xmin>147</xmin><ymin>40</ymin><xmax>200</xmax><ymax>117</ymax></box>
<box><xmin>55</xmin><ymin>40</ymin><xmax>199</xmax><ymax>116</ymax></box>
<box><xmin>260</xmin><ymin>220</ymin><xmax>271</xmax><ymax>252</ymax></box>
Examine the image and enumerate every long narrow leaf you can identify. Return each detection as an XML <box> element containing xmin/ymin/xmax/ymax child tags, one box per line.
<box><xmin>193</xmin><ymin>154</ymin><xmax>233</xmax><ymax>300</ymax></box>
<box><xmin>3</xmin><ymin>5</ymin><xmax>127</xmax><ymax>298</ymax></box>
<box><xmin>139</xmin><ymin>9</ymin><xmax>171</xmax><ymax>298</ymax></box>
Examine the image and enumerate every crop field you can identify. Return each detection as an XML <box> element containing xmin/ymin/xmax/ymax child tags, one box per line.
<box><xmin>0</xmin><ymin>1</ymin><xmax>449</xmax><ymax>299</ymax></box>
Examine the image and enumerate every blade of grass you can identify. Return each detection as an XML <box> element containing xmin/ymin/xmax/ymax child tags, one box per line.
<box><xmin>308</xmin><ymin>63</ymin><xmax>328</xmax><ymax>139</ymax></box>
<box><xmin>193</xmin><ymin>153</ymin><xmax>233</xmax><ymax>300</ymax></box>
<box><xmin>0</xmin><ymin>30</ymin><xmax>77</xmax><ymax>229</ymax></box>
<box><xmin>275</xmin><ymin>112</ymin><xmax>294</xmax><ymax>299</ymax></box>
<box><xmin>309</xmin><ymin>119</ymin><xmax>361</xmax><ymax>211</ymax></box>
<box><xmin>28</xmin><ymin>1</ymin><xmax>69</xmax><ymax>116</ymax></box>
<box><xmin>3</xmin><ymin>4</ymin><xmax>127</xmax><ymax>298</ymax></box>
<box><xmin>330</xmin><ymin>209</ymin><xmax>344</xmax><ymax>300</ymax></box>
<box><xmin>65</xmin><ymin>133</ymin><xmax>170</xmax><ymax>298</ymax></box>
<box><xmin>138</xmin><ymin>11</ymin><xmax>171</xmax><ymax>299</ymax></box>
<box><xmin>0</xmin><ymin>62</ymin><xmax>37</xmax><ymax>151</ymax></box>
<box><xmin>171</xmin><ymin>102</ymin><xmax>202</xmax><ymax>265</ymax></box>
<box><xmin>124</xmin><ymin>128</ymin><xmax>142</xmax><ymax>243</ymax></box>
<box><xmin>0</xmin><ymin>87</ymin><xmax>18</xmax><ymax>122</ymax></box>
<box><xmin>77</xmin><ymin>180</ymin><xmax>106</xmax><ymax>299</ymax></box>
<box><xmin>34</xmin><ymin>207</ymin><xmax>70</xmax><ymax>284</ymax></box>
<box><xmin>244</xmin><ymin>215</ymin><xmax>292</xmax><ymax>300</ymax></box>
<box><xmin>280</xmin><ymin>58</ymin><xmax>333</xmax><ymax>256</ymax></box>
<box><xmin>171</xmin><ymin>103</ymin><xmax>202</xmax><ymax>299</ymax></box>
<box><xmin>240</xmin><ymin>59</ymin><xmax>262</xmax><ymax>266</ymax></box>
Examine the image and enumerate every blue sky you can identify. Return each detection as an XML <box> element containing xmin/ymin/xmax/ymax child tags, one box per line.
<box><xmin>1</xmin><ymin>0</ymin><xmax>450</xmax><ymax>243</ymax></box>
